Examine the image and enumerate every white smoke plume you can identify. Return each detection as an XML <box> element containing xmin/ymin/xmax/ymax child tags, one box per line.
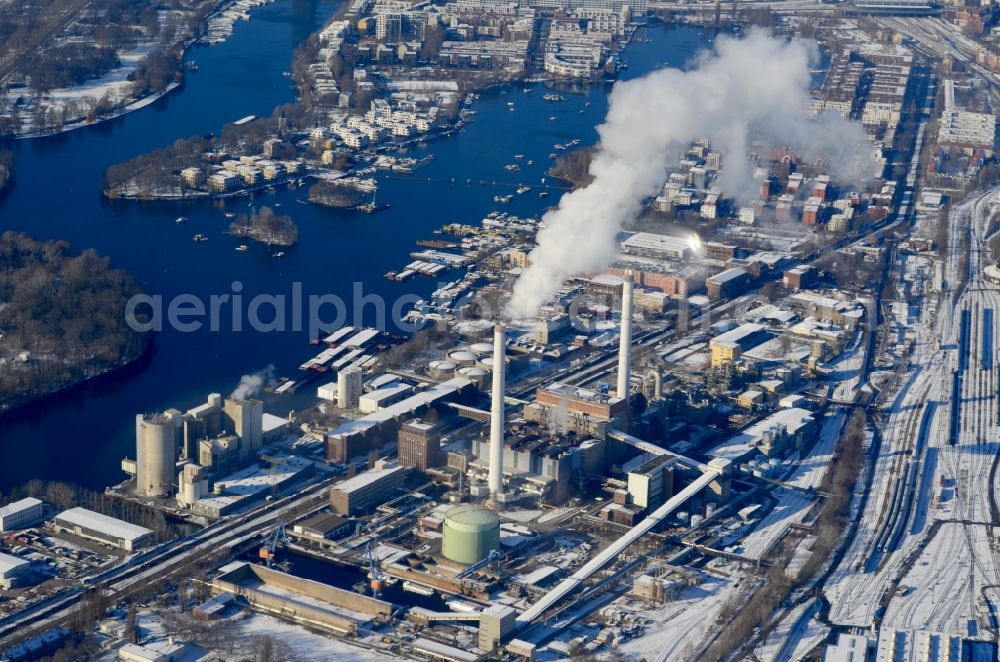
<box><xmin>508</xmin><ymin>30</ymin><xmax>875</xmax><ymax>319</ymax></box>
<box><xmin>230</xmin><ymin>364</ymin><xmax>275</xmax><ymax>400</ymax></box>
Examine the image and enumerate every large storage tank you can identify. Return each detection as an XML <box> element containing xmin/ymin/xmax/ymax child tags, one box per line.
<box><xmin>136</xmin><ymin>413</ymin><xmax>177</xmax><ymax>497</ymax></box>
<box><xmin>447</xmin><ymin>350</ymin><xmax>479</xmax><ymax>366</ymax></box>
<box><xmin>441</xmin><ymin>505</ymin><xmax>500</xmax><ymax>565</ymax></box>
<box><xmin>456</xmin><ymin>366</ymin><xmax>489</xmax><ymax>389</ymax></box>
<box><xmin>429</xmin><ymin>360</ymin><xmax>458</xmax><ymax>379</ymax></box>
<box><xmin>469</xmin><ymin>342</ymin><xmax>494</xmax><ymax>355</ymax></box>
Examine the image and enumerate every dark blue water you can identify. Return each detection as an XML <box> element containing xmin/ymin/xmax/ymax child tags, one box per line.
<box><xmin>279</xmin><ymin>549</ymin><xmax>451</xmax><ymax>611</ymax></box>
<box><xmin>0</xmin><ymin>5</ymin><xmax>708</xmax><ymax>492</ymax></box>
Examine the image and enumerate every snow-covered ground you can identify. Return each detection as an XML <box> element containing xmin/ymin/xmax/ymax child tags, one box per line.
<box><xmin>611</xmin><ymin>571</ymin><xmax>742</xmax><ymax>661</ymax></box>
<box><xmin>740</xmin><ymin>410</ymin><xmax>844</xmax><ymax>562</ymax></box>
<box><xmin>754</xmin><ymin>598</ymin><xmax>821</xmax><ymax>662</ymax></box>
<box><xmin>823</xmin><ymin>187</ymin><xmax>1000</xmax><ymax>640</ymax></box>
<box><xmin>235</xmin><ymin>613</ymin><xmax>395</xmax><ymax>660</ymax></box>
<box><xmin>881</xmin><ymin>522</ymin><xmax>999</xmax><ymax>637</ymax></box>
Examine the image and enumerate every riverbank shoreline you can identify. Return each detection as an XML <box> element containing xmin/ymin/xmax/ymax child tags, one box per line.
<box><xmin>0</xmin><ymin>333</ymin><xmax>155</xmax><ymax>421</ymax></box>
<box><xmin>7</xmin><ymin>0</ymin><xmax>272</xmax><ymax>142</ymax></box>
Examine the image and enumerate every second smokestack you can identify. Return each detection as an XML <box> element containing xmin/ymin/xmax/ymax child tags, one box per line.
<box><xmin>617</xmin><ymin>270</ymin><xmax>634</xmax><ymax>400</ymax></box>
<box><xmin>488</xmin><ymin>323</ymin><xmax>506</xmax><ymax>499</ymax></box>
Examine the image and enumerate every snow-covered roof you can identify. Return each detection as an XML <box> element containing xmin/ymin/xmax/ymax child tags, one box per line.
<box><xmin>53</xmin><ymin>508</ymin><xmax>153</xmax><ymax>543</ymax></box>
<box><xmin>0</xmin><ymin>497</ymin><xmax>42</xmax><ymax>519</ymax></box>
<box><xmin>0</xmin><ymin>551</ymin><xmax>29</xmax><ymax>575</ymax></box>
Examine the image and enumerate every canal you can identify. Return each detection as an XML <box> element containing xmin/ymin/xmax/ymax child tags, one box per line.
<box><xmin>0</xmin><ymin>0</ymin><xmax>710</xmax><ymax>492</ymax></box>
<box><xmin>275</xmin><ymin>548</ymin><xmax>452</xmax><ymax>612</ymax></box>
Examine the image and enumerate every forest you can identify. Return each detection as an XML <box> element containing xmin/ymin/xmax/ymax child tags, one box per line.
<box><xmin>24</xmin><ymin>43</ymin><xmax>120</xmax><ymax>92</ymax></box>
<box><xmin>0</xmin><ymin>232</ymin><xmax>151</xmax><ymax>413</ymax></box>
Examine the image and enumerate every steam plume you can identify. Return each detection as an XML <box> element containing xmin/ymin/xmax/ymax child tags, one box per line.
<box><xmin>508</xmin><ymin>30</ymin><xmax>874</xmax><ymax>319</ymax></box>
<box><xmin>230</xmin><ymin>364</ymin><xmax>275</xmax><ymax>400</ymax></box>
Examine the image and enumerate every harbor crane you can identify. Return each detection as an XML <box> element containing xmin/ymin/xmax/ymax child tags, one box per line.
<box><xmin>259</xmin><ymin>520</ymin><xmax>289</xmax><ymax>567</ymax></box>
<box><xmin>365</xmin><ymin>536</ymin><xmax>387</xmax><ymax>597</ymax></box>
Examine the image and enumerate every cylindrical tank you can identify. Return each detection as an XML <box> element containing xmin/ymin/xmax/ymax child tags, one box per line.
<box><xmin>691</xmin><ymin>514</ymin><xmax>704</xmax><ymax>528</ymax></box>
<box><xmin>429</xmin><ymin>361</ymin><xmax>458</xmax><ymax>379</ymax></box>
<box><xmin>441</xmin><ymin>505</ymin><xmax>500</xmax><ymax>565</ymax></box>
<box><xmin>136</xmin><ymin>413</ymin><xmax>177</xmax><ymax>497</ymax></box>
<box><xmin>448</xmin><ymin>350</ymin><xmax>478</xmax><ymax>366</ymax></box>
<box><xmin>457</xmin><ymin>366</ymin><xmax>489</xmax><ymax>389</ymax></box>
<box><xmin>469</xmin><ymin>342</ymin><xmax>494</xmax><ymax>355</ymax></box>
<box><xmin>479</xmin><ymin>355</ymin><xmax>510</xmax><ymax>371</ymax></box>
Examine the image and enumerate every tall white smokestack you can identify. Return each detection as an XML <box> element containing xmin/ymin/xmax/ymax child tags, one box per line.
<box><xmin>488</xmin><ymin>323</ymin><xmax>506</xmax><ymax>499</ymax></box>
<box><xmin>617</xmin><ymin>270</ymin><xmax>634</xmax><ymax>401</ymax></box>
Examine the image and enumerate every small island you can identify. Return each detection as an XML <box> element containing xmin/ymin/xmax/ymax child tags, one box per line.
<box><xmin>0</xmin><ymin>232</ymin><xmax>151</xmax><ymax>414</ymax></box>
<box><xmin>308</xmin><ymin>180</ymin><xmax>367</xmax><ymax>209</ymax></box>
<box><xmin>229</xmin><ymin>206</ymin><xmax>299</xmax><ymax>246</ymax></box>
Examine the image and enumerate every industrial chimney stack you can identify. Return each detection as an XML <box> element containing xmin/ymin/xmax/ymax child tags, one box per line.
<box><xmin>617</xmin><ymin>270</ymin><xmax>634</xmax><ymax>401</ymax></box>
<box><xmin>488</xmin><ymin>323</ymin><xmax>506</xmax><ymax>500</ymax></box>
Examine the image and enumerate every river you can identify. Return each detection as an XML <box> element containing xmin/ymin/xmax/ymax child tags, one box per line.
<box><xmin>0</xmin><ymin>0</ymin><xmax>710</xmax><ymax>492</ymax></box>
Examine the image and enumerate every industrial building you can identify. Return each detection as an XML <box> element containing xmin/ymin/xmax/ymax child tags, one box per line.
<box><xmin>118</xmin><ymin>641</ymin><xmax>189</xmax><ymax>662</ymax></box>
<box><xmin>329</xmin><ymin>460</ymin><xmax>410</xmax><ymax>515</ymax></box>
<box><xmin>873</xmin><ymin>629</ymin><xmax>964</xmax><ymax>662</ymax></box>
<box><xmin>709</xmin><ymin>323</ymin><xmax>770</xmax><ymax>367</ymax></box>
<box><xmin>210</xmin><ymin>563</ymin><xmax>392</xmax><ymax>636</ymax></box>
<box><xmin>51</xmin><ymin>508</ymin><xmax>155</xmax><ymax>551</ymax></box>
<box><xmin>398</xmin><ymin>419</ymin><xmax>442</xmax><ymax>471</ymax></box>
<box><xmin>620</xmin><ymin>232</ymin><xmax>693</xmax><ymax>261</ymax></box>
<box><xmin>441</xmin><ymin>505</ymin><xmax>500</xmax><ymax>564</ymax></box>
<box><xmin>224</xmin><ymin>398</ymin><xmax>264</xmax><ymax>466</ymax></box>
<box><xmin>626</xmin><ymin>455</ymin><xmax>677</xmax><ymax>509</ymax></box>
<box><xmin>128</xmin><ymin>393</ymin><xmax>266</xmax><ymax>498</ymax></box>
<box><xmin>710</xmin><ymin>408</ymin><xmax>816</xmax><ymax>462</ymax></box>
<box><xmin>526</xmin><ymin>382</ymin><xmax>630</xmax><ymax>435</ymax></box>
<box><xmin>469</xmin><ymin>423</ymin><xmax>599</xmax><ymax>505</ymax></box>
<box><xmin>339</xmin><ymin>366</ymin><xmax>364</xmax><ymax>408</ymax></box>
<box><xmin>325</xmin><ymin>378</ymin><xmax>478</xmax><ymax>463</ymax></box>
<box><xmin>176</xmin><ymin>464</ymin><xmax>209</xmax><ymax>508</ymax></box>
<box><xmin>198</xmin><ymin>434</ymin><xmax>241</xmax><ymax>477</ymax></box>
<box><xmin>0</xmin><ymin>551</ymin><xmax>31</xmax><ymax>589</ymax></box>
<box><xmin>0</xmin><ymin>497</ymin><xmax>44</xmax><ymax>532</ymax></box>
<box><xmin>787</xmin><ymin>291</ymin><xmax>866</xmax><ymax>328</ymax></box>
<box><xmin>359</xmin><ymin>383</ymin><xmax>414</xmax><ymax>413</ymax></box>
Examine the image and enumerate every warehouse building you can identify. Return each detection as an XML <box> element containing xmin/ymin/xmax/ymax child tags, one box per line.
<box><xmin>0</xmin><ymin>497</ymin><xmax>44</xmax><ymax>532</ymax></box>
<box><xmin>51</xmin><ymin>508</ymin><xmax>154</xmax><ymax>552</ymax></box>
<box><xmin>291</xmin><ymin>513</ymin><xmax>354</xmax><ymax>542</ymax></box>
<box><xmin>0</xmin><ymin>551</ymin><xmax>31</xmax><ymax>589</ymax></box>
<box><xmin>706</xmin><ymin>267</ymin><xmax>750</xmax><ymax>299</ymax></box>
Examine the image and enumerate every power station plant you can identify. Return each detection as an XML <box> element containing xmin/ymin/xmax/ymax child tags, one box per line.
<box><xmin>99</xmin><ymin>266</ymin><xmax>779</xmax><ymax>662</ymax></box>
<box><xmin>125</xmin><ymin>392</ymin><xmax>266</xmax><ymax>500</ymax></box>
